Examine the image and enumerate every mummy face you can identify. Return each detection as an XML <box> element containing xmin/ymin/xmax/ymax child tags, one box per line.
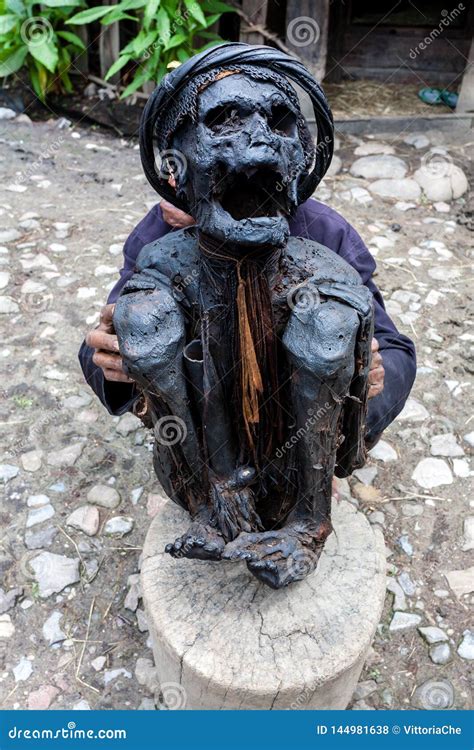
<box><xmin>171</xmin><ymin>74</ymin><xmax>308</xmax><ymax>248</ymax></box>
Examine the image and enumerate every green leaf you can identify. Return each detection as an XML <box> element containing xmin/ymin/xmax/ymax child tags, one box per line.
<box><xmin>183</xmin><ymin>0</ymin><xmax>206</xmax><ymax>25</ymax></box>
<box><xmin>176</xmin><ymin>46</ymin><xmax>189</xmax><ymax>62</ymax></box>
<box><xmin>58</xmin><ymin>43</ymin><xmax>71</xmax><ymax>65</ymax></box>
<box><xmin>0</xmin><ymin>45</ymin><xmax>27</xmax><ymax>75</ymax></box>
<box><xmin>0</xmin><ymin>14</ymin><xmax>17</xmax><ymax>33</ymax></box>
<box><xmin>201</xmin><ymin>12</ymin><xmax>221</xmax><ymax>28</ymax></box>
<box><xmin>119</xmin><ymin>36</ymin><xmax>139</xmax><ymax>55</ymax></box>
<box><xmin>122</xmin><ymin>28</ymin><xmax>157</xmax><ymax>55</ymax></box>
<box><xmin>115</xmin><ymin>0</ymin><xmax>147</xmax><ymax>10</ymax></box>
<box><xmin>28</xmin><ymin>38</ymin><xmax>58</xmax><ymax>73</ymax></box>
<box><xmin>144</xmin><ymin>0</ymin><xmax>159</xmax><ymax>28</ymax></box>
<box><xmin>161</xmin><ymin>0</ymin><xmax>178</xmax><ymax>12</ymax></box>
<box><xmin>198</xmin><ymin>30</ymin><xmax>223</xmax><ymax>39</ymax></box>
<box><xmin>153</xmin><ymin>61</ymin><xmax>166</xmax><ymax>82</ymax></box>
<box><xmin>156</xmin><ymin>6</ymin><xmax>170</xmax><ymax>42</ymax></box>
<box><xmin>56</xmin><ymin>30</ymin><xmax>85</xmax><ymax>49</ymax></box>
<box><xmin>6</xmin><ymin>0</ymin><xmax>25</xmax><ymax>14</ymax></box>
<box><xmin>201</xmin><ymin>0</ymin><xmax>235</xmax><ymax>13</ymax></box>
<box><xmin>101</xmin><ymin>11</ymin><xmax>137</xmax><ymax>24</ymax></box>
<box><xmin>40</xmin><ymin>0</ymin><xmax>84</xmax><ymax>6</ymax></box>
<box><xmin>163</xmin><ymin>31</ymin><xmax>186</xmax><ymax>51</ymax></box>
<box><xmin>66</xmin><ymin>6</ymin><xmax>113</xmax><ymax>25</ymax></box>
<box><xmin>28</xmin><ymin>63</ymin><xmax>43</xmax><ymax>98</ymax></box>
<box><xmin>104</xmin><ymin>53</ymin><xmax>130</xmax><ymax>80</ymax></box>
<box><xmin>60</xmin><ymin>70</ymin><xmax>73</xmax><ymax>92</ymax></box>
<box><xmin>120</xmin><ymin>68</ymin><xmax>150</xmax><ymax>98</ymax></box>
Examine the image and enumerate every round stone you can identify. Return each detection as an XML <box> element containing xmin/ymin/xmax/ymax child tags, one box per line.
<box><xmin>354</xmin><ymin>142</ymin><xmax>395</xmax><ymax>156</ymax></box>
<box><xmin>87</xmin><ymin>484</ymin><xmax>120</xmax><ymax>509</ymax></box>
<box><xmin>368</xmin><ymin>440</ymin><xmax>398</xmax><ymax>462</ymax></box>
<box><xmin>103</xmin><ymin>516</ymin><xmax>134</xmax><ymax>536</ymax></box>
<box><xmin>429</xmin><ymin>643</ymin><xmax>451</xmax><ymax>665</ymax></box>
<box><xmin>325</xmin><ymin>155</ymin><xmax>342</xmax><ymax>176</ymax></box>
<box><xmin>369</xmin><ymin>179</ymin><xmax>421</xmax><ymax>201</ymax></box>
<box><xmin>0</xmin><ymin>464</ymin><xmax>19</xmax><ymax>481</ymax></box>
<box><xmin>397</xmin><ymin>398</ymin><xmax>429</xmax><ymax>422</ymax></box>
<box><xmin>414</xmin><ymin>164</ymin><xmax>468</xmax><ymax>202</ymax></box>
<box><xmin>20</xmin><ymin>451</ymin><xmax>43</xmax><ymax>473</ymax></box>
<box><xmin>412</xmin><ymin>457</ymin><xmax>453</xmax><ymax>488</ymax></box>
<box><xmin>457</xmin><ymin>630</ymin><xmax>474</xmax><ymax>660</ymax></box>
<box><xmin>142</xmin><ymin>499</ymin><xmax>386</xmax><ymax>710</ymax></box>
<box><xmin>403</xmin><ymin>134</ymin><xmax>429</xmax><ymax>149</ymax></box>
<box><xmin>430</xmin><ymin>433</ymin><xmax>464</xmax><ymax>458</ymax></box>
<box><xmin>66</xmin><ymin>506</ymin><xmax>100</xmax><ymax>536</ymax></box>
<box><xmin>350</xmin><ymin>155</ymin><xmax>407</xmax><ymax>180</ymax></box>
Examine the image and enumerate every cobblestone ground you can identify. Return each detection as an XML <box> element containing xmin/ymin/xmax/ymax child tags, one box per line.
<box><xmin>0</xmin><ymin>117</ymin><xmax>472</xmax><ymax>711</ymax></box>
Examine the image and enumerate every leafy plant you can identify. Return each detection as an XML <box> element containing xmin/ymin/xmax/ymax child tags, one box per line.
<box><xmin>12</xmin><ymin>394</ymin><xmax>33</xmax><ymax>407</ymax></box>
<box><xmin>67</xmin><ymin>0</ymin><xmax>235</xmax><ymax>98</ymax></box>
<box><xmin>0</xmin><ymin>0</ymin><xmax>87</xmax><ymax>100</ymax></box>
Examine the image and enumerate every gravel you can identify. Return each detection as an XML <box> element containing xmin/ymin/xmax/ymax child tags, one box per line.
<box><xmin>1</xmin><ymin>119</ymin><xmax>472</xmax><ymax>711</ymax></box>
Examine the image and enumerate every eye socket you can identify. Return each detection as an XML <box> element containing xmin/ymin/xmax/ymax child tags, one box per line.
<box><xmin>204</xmin><ymin>105</ymin><xmax>239</xmax><ymax>132</ymax></box>
<box><xmin>268</xmin><ymin>105</ymin><xmax>297</xmax><ymax>136</ymax></box>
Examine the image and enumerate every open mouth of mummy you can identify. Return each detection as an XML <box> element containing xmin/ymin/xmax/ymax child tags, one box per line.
<box><xmin>212</xmin><ymin>166</ymin><xmax>289</xmax><ymax>222</ymax></box>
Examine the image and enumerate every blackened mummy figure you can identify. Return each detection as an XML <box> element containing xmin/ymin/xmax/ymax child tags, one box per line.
<box><xmin>114</xmin><ymin>44</ymin><xmax>374</xmax><ymax>589</ymax></box>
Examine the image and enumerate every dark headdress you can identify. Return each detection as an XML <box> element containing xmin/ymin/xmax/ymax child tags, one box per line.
<box><xmin>139</xmin><ymin>42</ymin><xmax>334</xmax><ymax>212</ymax></box>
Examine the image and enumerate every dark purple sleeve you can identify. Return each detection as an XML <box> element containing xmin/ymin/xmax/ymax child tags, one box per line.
<box><xmin>290</xmin><ymin>199</ymin><xmax>416</xmax><ymax>442</ymax></box>
<box><xmin>78</xmin><ymin>203</ymin><xmax>171</xmax><ymax>415</ymax></box>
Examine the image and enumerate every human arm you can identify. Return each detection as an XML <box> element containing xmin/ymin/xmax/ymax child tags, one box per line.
<box><xmin>78</xmin><ymin>202</ymin><xmax>174</xmax><ymax>414</ymax></box>
<box><xmin>289</xmin><ymin>199</ymin><xmax>416</xmax><ymax>444</ymax></box>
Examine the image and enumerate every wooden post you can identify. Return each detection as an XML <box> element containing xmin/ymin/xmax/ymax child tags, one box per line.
<box><xmin>457</xmin><ymin>38</ymin><xmax>474</xmax><ymax>113</ymax></box>
<box><xmin>142</xmin><ymin>498</ymin><xmax>386</xmax><ymax>710</ymax></box>
<box><xmin>99</xmin><ymin>0</ymin><xmax>120</xmax><ymax>84</ymax></box>
<box><xmin>74</xmin><ymin>25</ymin><xmax>89</xmax><ymax>76</ymax></box>
<box><xmin>239</xmin><ymin>0</ymin><xmax>269</xmax><ymax>46</ymax></box>
<box><xmin>285</xmin><ymin>0</ymin><xmax>329</xmax><ymax>82</ymax></box>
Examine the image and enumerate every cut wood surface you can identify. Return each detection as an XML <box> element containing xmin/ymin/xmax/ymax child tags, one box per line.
<box><xmin>142</xmin><ymin>499</ymin><xmax>386</xmax><ymax>710</ymax></box>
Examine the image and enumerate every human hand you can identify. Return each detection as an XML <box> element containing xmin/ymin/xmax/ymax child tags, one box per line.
<box><xmin>368</xmin><ymin>337</ymin><xmax>384</xmax><ymax>399</ymax></box>
<box><xmin>160</xmin><ymin>199</ymin><xmax>195</xmax><ymax>229</ymax></box>
<box><xmin>85</xmin><ymin>303</ymin><xmax>133</xmax><ymax>383</ymax></box>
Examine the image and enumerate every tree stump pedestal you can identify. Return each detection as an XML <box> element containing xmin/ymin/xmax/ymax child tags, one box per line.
<box><xmin>141</xmin><ymin>499</ymin><xmax>386</xmax><ymax>710</ymax></box>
